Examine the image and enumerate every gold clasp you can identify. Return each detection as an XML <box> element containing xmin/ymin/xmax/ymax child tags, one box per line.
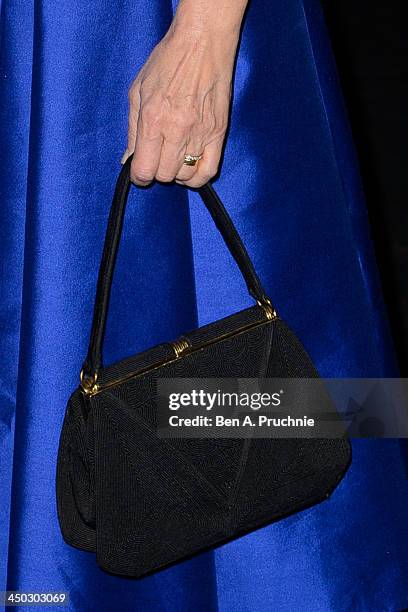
<box><xmin>80</xmin><ymin>369</ymin><xmax>99</xmax><ymax>396</ymax></box>
<box><xmin>171</xmin><ymin>337</ymin><xmax>192</xmax><ymax>358</ymax></box>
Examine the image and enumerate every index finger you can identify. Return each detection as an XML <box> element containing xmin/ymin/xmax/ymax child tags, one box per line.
<box><xmin>130</xmin><ymin>109</ymin><xmax>163</xmax><ymax>185</ymax></box>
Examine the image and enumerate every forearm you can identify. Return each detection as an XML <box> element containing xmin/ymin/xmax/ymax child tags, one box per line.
<box><xmin>170</xmin><ymin>0</ymin><xmax>249</xmax><ymax>40</ymax></box>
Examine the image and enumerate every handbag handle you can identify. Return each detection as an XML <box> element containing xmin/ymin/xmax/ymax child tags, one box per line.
<box><xmin>82</xmin><ymin>155</ymin><xmax>274</xmax><ymax>380</ymax></box>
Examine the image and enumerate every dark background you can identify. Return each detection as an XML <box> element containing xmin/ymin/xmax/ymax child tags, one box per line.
<box><xmin>321</xmin><ymin>1</ymin><xmax>408</xmax><ymax>372</ymax></box>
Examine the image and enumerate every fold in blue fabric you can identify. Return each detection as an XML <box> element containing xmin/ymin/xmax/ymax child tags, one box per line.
<box><xmin>1</xmin><ymin>0</ymin><xmax>407</xmax><ymax>610</ymax></box>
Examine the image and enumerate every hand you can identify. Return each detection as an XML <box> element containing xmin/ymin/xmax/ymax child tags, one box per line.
<box><xmin>122</xmin><ymin>20</ymin><xmax>242</xmax><ymax>188</ymax></box>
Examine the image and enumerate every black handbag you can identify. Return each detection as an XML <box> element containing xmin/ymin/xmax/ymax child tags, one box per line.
<box><xmin>56</xmin><ymin>157</ymin><xmax>351</xmax><ymax>578</ymax></box>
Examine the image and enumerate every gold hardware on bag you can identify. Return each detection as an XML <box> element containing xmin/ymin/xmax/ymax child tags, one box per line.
<box><xmin>257</xmin><ymin>298</ymin><xmax>278</xmax><ymax>321</ymax></box>
<box><xmin>79</xmin><ymin>304</ymin><xmax>278</xmax><ymax>396</ymax></box>
<box><xmin>171</xmin><ymin>337</ymin><xmax>192</xmax><ymax>358</ymax></box>
<box><xmin>80</xmin><ymin>369</ymin><xmax>99</xmax><ymax>396</ymax></box>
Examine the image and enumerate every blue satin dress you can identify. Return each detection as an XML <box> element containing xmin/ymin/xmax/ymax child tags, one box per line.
<box><xmin>1</xmin><ymin>0</ymin><xmax>408</xmax><ymax>610</ymax></box>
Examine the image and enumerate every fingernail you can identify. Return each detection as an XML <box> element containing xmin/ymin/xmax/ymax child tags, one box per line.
<box><xmin>120</xmin><ymin>149</ymin><xmax>130</xmax><ymax>165</ymax></box>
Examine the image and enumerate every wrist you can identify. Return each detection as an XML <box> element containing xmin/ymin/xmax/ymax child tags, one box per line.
<box><xmin>170</xmin><ymin>0</ymin><xmax>248</xmax><ymax>41</ymax></box>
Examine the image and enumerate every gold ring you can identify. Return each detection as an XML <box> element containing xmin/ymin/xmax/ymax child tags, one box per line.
<box><xmin>184</xmin><ymin>154</ymin><xmax>203</xmax><ymax>167</ymax></box>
